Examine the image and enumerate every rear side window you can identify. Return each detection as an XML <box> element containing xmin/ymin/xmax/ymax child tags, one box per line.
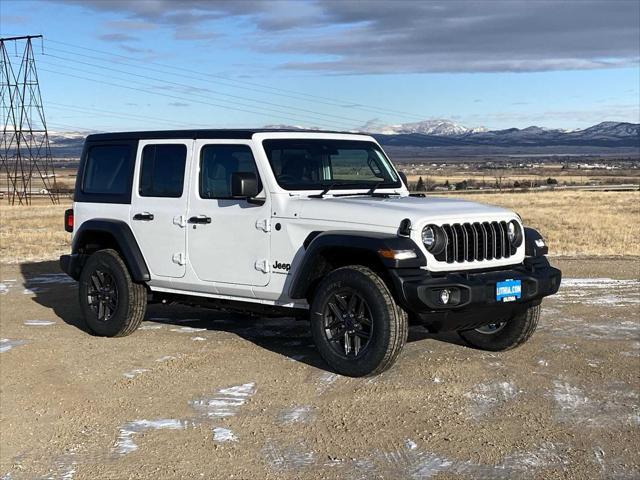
<box><xmin>82</xmin><ymin>145</ymin><xmax>131</xmax><ymax>195</ymax></box>
<box><xmin>139</xmin><ymin>144</ymin><xmax>187</xmax><ymax>198</ymax></box>
<box><xmin>200</xmin><ymin>144</ymin><xmax>260</xmax><ymax>199</ymax></box>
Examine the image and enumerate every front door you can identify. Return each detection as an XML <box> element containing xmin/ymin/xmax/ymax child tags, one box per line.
<box><xmin>130</xmin><ymin>140</ymin><xmax>192</xmax><ymax>278</ymax></box>
<box><xmin>187</xmin><ymin>140</ymin><xmax>270</xmax><ymax>288</ymax></box>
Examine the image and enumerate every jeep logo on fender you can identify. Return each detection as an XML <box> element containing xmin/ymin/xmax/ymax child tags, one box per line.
<box><xmin>272</xmin><ymin>261</ymin><xmax>291</xmax><ymax>272</ymax></box>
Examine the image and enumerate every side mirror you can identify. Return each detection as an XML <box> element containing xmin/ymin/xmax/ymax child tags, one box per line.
<box><xmin>231</xmin><ymin>172</ymin><xmax>259</xmax><ymax>198</ymax></box>
<box><xmin>398</xmin><ymin>171</ymin><xmax>408</xmax><ymax>187</ymax></box>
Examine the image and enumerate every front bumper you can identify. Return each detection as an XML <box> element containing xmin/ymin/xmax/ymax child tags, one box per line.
<box><xmin>389</xmin><ymin>256</ymin><xmax>561</xmax><ymax>332</ymax></box>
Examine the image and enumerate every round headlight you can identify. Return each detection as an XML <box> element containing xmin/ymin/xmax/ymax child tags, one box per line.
<box><xmin>507</xmin><ymin>220</ymin><xmax>523</xmax><ymax>247</ymax></box>
<box><xmin>422</xmin><ymin>226</ymin><xmax>436</xmax><ymax>249</ymax></box>
<box><xmin>422</xmin><ymin>225</ymin><xmax>446</xmax><ymax>254</ymax></box>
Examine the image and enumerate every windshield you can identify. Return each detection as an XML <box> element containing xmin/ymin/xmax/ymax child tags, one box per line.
<box><xmin>262</xmin><ymin>139</ymin><xmax>401</xmax><ymax>191</ymax></box>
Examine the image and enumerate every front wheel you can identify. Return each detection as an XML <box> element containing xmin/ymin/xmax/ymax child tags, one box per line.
<box><xmin>310</xmin><ymin>266</ymin><xmax>408</xmax><ymax>377</ymax></box>
<box><xmin>78</xmin><ymin>249</ymin><xmax>147</xmax><ymax>337</ymax></box>
<box><xmin>458</xmin><ymin>304</ymin><xmax>540</xmax><ymax>351</ymax></box>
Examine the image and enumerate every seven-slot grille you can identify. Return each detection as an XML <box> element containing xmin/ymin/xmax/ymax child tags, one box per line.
<box><xmin>433</xmin><ymin>221</ymin><xmax>517</xmax><ymax>263</ymax></box>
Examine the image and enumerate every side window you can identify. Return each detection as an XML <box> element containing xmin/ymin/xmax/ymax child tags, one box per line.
<box><xmin>199</xmin><ymin>144</ymin><xmax>261</xmax><ymax>199</ymax></box>
<box><xmin>83</xmin><ymin>145</ymin><xmax>131</xmax><ymax>195</ymax></box>
<box><xmin>139</xmin><ymin>144</ymin><xmax>187</xmax><ymax>198</ymax></box>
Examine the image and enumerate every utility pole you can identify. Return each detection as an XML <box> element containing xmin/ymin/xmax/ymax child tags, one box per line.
<box><xmin>1</xmin><ymin>35</ymin><xmax>59</xmax><ymax>205</ymax></box>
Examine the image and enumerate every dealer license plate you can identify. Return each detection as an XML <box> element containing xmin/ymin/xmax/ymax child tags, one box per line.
<box><xmin>496</xmin><ymin>279</ymin><xmax>522</xmax><ymax>302</ymax></box>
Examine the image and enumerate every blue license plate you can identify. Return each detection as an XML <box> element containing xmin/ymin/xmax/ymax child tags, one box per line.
<box><xmin>496</xmin><ymin>279</ymin><xmax>522</xmax><ymax>302</ymax></box>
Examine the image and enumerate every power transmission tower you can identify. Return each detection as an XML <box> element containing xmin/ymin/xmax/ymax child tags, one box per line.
<box><xmin>1</xmin><ymin>35</ymin><xmax>59</xmax><ymax>205</ymax></box>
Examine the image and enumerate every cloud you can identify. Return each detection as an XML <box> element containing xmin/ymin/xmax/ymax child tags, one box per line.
<box><xmin>57</xmin><ymin>0</ymin><xmax>640</xmax><ymax>74</ymax></box>
<box><xmin>1</xmin><ymin>15</ymin><xmax>29</xmax><ymax>24</ymax></box>
<box><xmin>98</xmin><ymin>33</ymin><xmax>139</xmax><ymax>42</ymax></box>
<box><xmin>104</xmin><ymin>20</ymin><xmax>157</xmax><ymax>31</ymax></box>
<box><xmin>169</xmin><ymin>102</ymin><xmax>190</xmax><ymax>107</ymax></box>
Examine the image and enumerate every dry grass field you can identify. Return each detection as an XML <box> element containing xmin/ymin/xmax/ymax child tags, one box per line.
<box><xmin>0</xmin><ymin>190</ymin><xmax>638</xmax><ymax>263</ymax></box>
<box><xmin>0</xmin><ymin>200</ymin><xmax>71</xmax><ymax>264</ymax></box>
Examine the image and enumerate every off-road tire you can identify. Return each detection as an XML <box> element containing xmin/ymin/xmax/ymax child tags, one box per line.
<box><xmin>79</xmin><ymin>249</ymin><xmax>147</xmax><ymax>337</ymax></box>
<box><xmin>310</xmin><ymin>265</ymin><xmax>408</xmax><ymax>377</ymax></box>
<box><xmin>458</xmin><ymin>304</ymin><xmax>540</xmax><ymax>351</ymax></box>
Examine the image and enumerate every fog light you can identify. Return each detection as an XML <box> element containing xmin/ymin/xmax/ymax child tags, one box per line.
<box><xmin>440</xmin><ymin>289</ymin><xmax>451</xmax><ymax>305</ymax></box>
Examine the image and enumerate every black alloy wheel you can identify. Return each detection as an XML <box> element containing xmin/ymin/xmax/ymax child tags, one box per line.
<box><xmin>87</xmin><ymin>269</ymin><xmax>119</xmax><ymax>322</ymax></box>
<box><xmin>323</xmin><ymin>289</ymin><xmax>373</xmax><ymax>358</ymax></box>
<box><xmin>79</xmin><ymin>249</ymin><xmax>147</xmax><ymax>337</ymax></box>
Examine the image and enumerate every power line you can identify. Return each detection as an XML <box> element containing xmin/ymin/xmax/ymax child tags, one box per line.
<box><xmin>45</xmin><ymin>39</ymin><xmax>425</xmax><ymax>122</ymax></box>
<box><xmin>40</xmin><ymin>52</ymin><xmax>371</xmax><ymax>129</ymax></box>
<box><xmin>47</xmin><ymin>101</ymin><xmax>209</xmax><ymax>128</ymax></box>
<box><xmin>39</xmin><ymin>67</ymin><xmax>351</xmax><ymax>130</ymax></box>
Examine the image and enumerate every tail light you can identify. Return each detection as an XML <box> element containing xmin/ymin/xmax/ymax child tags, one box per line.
<box><xmin>64</xmin><ymin>208</ymin><xmax>74</xmax><ymax>232</ymax></box>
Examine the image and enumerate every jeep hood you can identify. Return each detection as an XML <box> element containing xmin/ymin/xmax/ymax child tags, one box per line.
<box><xmin>297</xmin><ymin>195</ymin><xmax>516</xmax><ymax>228</ymax></box>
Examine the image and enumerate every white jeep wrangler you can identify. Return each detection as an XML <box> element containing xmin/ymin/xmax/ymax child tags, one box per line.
<box><xmin>60</xmin><ymin>129</ymin><xmax>561</xmax><ymax>376</ymax></box>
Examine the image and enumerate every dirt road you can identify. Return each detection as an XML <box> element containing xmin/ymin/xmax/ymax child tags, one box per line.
<box><xmin>1</xmin><ymin>258</ymin><xmax>638</xmax><ymax>479</ymax></box>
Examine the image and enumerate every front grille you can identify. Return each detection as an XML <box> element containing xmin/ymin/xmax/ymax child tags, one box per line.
<box><xmin>434</xmin><ymin>221</ymin><xmax>516</xmax><ymax>263</ymax></box>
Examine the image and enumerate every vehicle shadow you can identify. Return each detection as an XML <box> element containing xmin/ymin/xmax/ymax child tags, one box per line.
<box><xmin>20</xmin><ymin>260</ymin><xmax>465</xmax><ymax>372</ymax></box>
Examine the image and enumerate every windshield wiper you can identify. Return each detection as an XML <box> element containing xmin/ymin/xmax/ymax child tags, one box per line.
<box><xmin>308</xmin><ymin>182</ymin><xmax>400</xmax><ymax>199</ymax></box>
<box><xmin>308</xmin><ymin>183</ymin><xmax>338</xmax><ymax>198</ymax></box>
<box><xmin>308</xmin><ymin>182</ymin><xmax>365</xmax><ymax>198</ymax></box>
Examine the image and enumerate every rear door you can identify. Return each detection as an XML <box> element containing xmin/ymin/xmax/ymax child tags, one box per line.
<box><xmin>130</xmin><ymin>140</ymin><xmax>192</xmax><ymax>278</ymax></box>
<box><xmin>186</xmin><ymin>140</ymin><xmax>270</xmax><ymax>288</ymax></box>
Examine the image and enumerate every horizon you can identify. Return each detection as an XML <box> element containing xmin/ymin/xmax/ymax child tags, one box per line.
<box><xmin>1</xmin><ymin>0</ymin><xmax>639</xmax><ymax>132</ymax></box>
<box><xmin>42</xmin><ymin>119</ymin><xmax>640</xmax><ymax>136</ymax></box>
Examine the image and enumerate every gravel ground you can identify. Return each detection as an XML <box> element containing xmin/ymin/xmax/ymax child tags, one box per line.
<box><xmin>1</xmin><ymin>258</ymin><xmax>638</xmax><ymax>479</ymax></box>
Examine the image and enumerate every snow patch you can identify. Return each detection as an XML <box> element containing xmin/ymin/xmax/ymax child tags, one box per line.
<box><xmin>263</xmin><ymin>442</ymin><xmax>315</xmax><ymax>471</ymax></box>
<box><xmin>139</xmin><ymin>324</ymin><xmax>163</xmax><ymax>330</ymax></box>
<box><xmin>553</xmin><ymin>381</ymin><xmax>591</xmax><ymax>412</ymax></box>
<box><xmin>115</xmin><ymin>419</ymin><xmax>185</xmax><ymax>455</ymax></box>
<box><xmin>191</xmin><ymin>336</ymin><xmax>206</xmax><ymax>341</ymax></box>
<box><xmin>156</xmin><ymin>355</ymin><xmax>176</xmax><ymax>362</ymax></box>
<box><xmin>123</xmin><ymin>368</ymin><xmax>149</xmax><ymax>379</ymax></box>
<box><xmin>23</xmin><ymin>320</ymin><xmax>55</xmax><ymax>326</ymax></box>
<box><xmin>170</xmin><ymin>326</ymin><xmax>206</xmax><ymax>333</ymax></box>
<box><xmin>212</xmin><ymin>427</ymin><xmax>237</xmax><ymax>443</ymax></box>
<box><xmin>464</xmin><ymin>381</ymin><xmax>519</xmax><ymax>416</ymax></box>
<box><xmin>26</xmin><ymin>273</ymin><xmax>76</xmax><ymax>285</ymax></box>
<box><xmin>554</xmin><ymin>278</ymin><xmax>640</xmax><ymax>307</ymax></box>
<box><xmin>316</xmin><ymin>372</ymin><xmax>340</xmax><ymax>393</ymax></box>
<box><xmin>0</xmin><ymin>338</ymin><xmax>27</xmax><ymax>353</ymax></box>
<box><xmin>190</xmin><ymin>382</ymin><xmax>256</xmax><ymax>418</ymax></box>
<box><xmin>280</xmin><ymin>406</ymin><xmax>311</xmax><ymax>423</ymax></box>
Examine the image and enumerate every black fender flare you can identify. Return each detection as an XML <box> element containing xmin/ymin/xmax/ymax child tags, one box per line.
<box><xmin>289</xmin><ymin>231</ymin><xmax>425</xmax><ymax>299</ymax></box>
<box><xmin>524</xmin><ymin>227</ymin><xmax>549</xmax><ymax>257</ymax></box>
<box><xmin>72</xmin><ymin>219</ymin><xmax>150</xmax><ymax>282</ymax></box>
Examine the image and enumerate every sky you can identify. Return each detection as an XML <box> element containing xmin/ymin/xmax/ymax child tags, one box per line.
<box><xmin>1</xmin><ymin>0</ymin><xmax>639</xmax><ymax>133</ymax></box>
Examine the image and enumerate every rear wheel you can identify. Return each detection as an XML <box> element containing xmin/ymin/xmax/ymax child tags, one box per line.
<box><xmin>458</xmin><ymin>304</ymin><xmax>540</xmax><ymax>351</ymax></box>
<box><xmin>79</xmin><ymin>249</ymin><xmax>147</xmax><ymax>337</ymax></box>
<box><xmin>310</xmin><ymin>266</ymin><xmax>408</xmax><ymax>377</ymax></box>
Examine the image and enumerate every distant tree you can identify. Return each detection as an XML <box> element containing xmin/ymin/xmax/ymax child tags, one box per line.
<box><xmin>444</xmin><ymin>179</ymin><xmax>450</xmax><ymax>189</ymax></box>
<box><xmin>513</xmin><ymin>180</ymin><xmax>521</xmax><ymax>188</ymax></box>
<box><xmin>416</xmin><ymin>176</ymin><xmax>426</xmax><ymax>191</ymax></box>
<box><xmin>546</xmin><ymin>177</ymin><xmax>558</xmax><ymax>185</ymax></box>
<box><xmin>455</xmin><ymin>180</ymin><xmax>469</xmax><ymax>190</ymax></box>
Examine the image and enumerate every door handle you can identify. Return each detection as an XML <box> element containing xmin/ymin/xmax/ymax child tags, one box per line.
<box><xmin>188</xmin><ymin>215</ymin><xmax>211</xmax><ymax>224</ymax></box>
<box><xmin>133</xmin><ymin>212</ymin><xmax>154</xmax><ymax>221</ymax></box>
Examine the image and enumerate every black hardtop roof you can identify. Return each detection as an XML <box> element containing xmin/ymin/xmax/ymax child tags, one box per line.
<box><xmin>85</xmin><ymin>128</ymin><xmax>366</xmax><ymax>142</ymax></box>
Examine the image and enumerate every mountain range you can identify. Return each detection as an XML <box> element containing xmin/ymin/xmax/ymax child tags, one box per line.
<box><xmin>372</xmin><ymin>120</ymin><xmax>640</xmax><ymax>149</ymax></box>
<box><xmin>45</xmin><ymin>120</ymin><xmax>639</xmax><ymax>160</ymax></box>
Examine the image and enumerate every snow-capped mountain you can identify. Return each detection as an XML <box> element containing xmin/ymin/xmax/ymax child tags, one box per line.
<box><xmin>42</xmin><ymin>121</ymin><xmax>638</xmax><ymax>160</ymax></box>
<box><xmin>365</xmin><ymin>119</ymin><xmax>487</xmax><ymax>136</ymax></box>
